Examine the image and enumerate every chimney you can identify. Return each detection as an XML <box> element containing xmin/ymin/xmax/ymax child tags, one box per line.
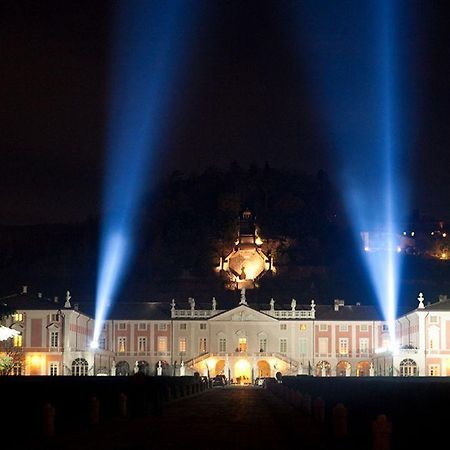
<box><xmin>334</xmin><ymin>299</ymin><xmax>345</xmax><ymax>311</ymax></box>
<box><xmin>22</xmin><ymin>285</ymin><xmax>28</xmax><ymax>294</ymax></box>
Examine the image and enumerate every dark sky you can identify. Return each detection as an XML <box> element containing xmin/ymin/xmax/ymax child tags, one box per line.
<box><xmin>1</xmin><ymin>0</ymin><xmax>449</xmax><ymax>225</ymax></box>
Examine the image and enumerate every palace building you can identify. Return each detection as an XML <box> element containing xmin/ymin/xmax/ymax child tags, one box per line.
<box><xmin>2</xmin><ymin>286</ymin><xmax>450</xmax><ymax>378</ymax></box>
<box><xmin>2</xmin><ymin>211</ymin><xmax>449</xmax><ymax>378</ymax></box>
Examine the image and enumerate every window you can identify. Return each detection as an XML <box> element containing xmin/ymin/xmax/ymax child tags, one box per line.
<box><xmin>12</xmin><ymin>313</ymin><xmax>23</xmax><ymax>322</ymax></box>
<box><xmin>339</xmin><ymin>324</ymin><xmax>348</xmax><ymax>332</ymax></box>
<box><xmin>299</xmin><ymin>323</ymin><xmax>307</xmax><ymax>331</ymax></box>
<box><xmin>239</xmin><ymin>337</ymin><xmax>247</xmax><ymax>352</ymax></box>
<box><xmin>299</xmin><ymin>338</ymin><xmax>308</xmax><ymax>356</ymax></box>
<box><xmin>99</xmin><ymin>337</ymin><xmax>106</xmax><ymax>350</ymax></box>
<box><xmin>157</xmin><ymin>336</ymin><xmax>168</xmax><ymax>353</ymax></box>
<box><xmin>13</xmin><ymin>334</ymin><xmax>22</xmax><ymax>347</ymax></box>
<box><xmin>429</xmin><ymin>364</ymin><xmax>440</xmax><ymax>376</ymax></box>
<box><xmin>179</xmin><ymin>337</ymin><xmax>187</xmax><ymax>353</ymax></box>
<box><xmin>318</xmin><ymin>337</ymin><xmax>328</xmax><ymax>355</ymax></box>
<box><xmin>382</xmin><ymin>324</ymin><xmax>389</xmax><ymax>331</ymax></box>
<box><xmin>360</xmin><ymin>324</ymin><xmax>368</xmax><ymax>332</ymax></box>
<box><xmin>259</xmin><ymin>338</ymin><xmax>267</xmax><ymax>352</ymax></box>
<box><xmin>199</xmin><ymin>337</ymin><xmax>207</xmax><ymax>353</ymax></box>
<box><xmin>430</xmin><ymin>316</ymin><xmax>438</xmax><ymax>324</ymax></box>
<box><xmin>400</xmin><ymin>359</ymin><xmax>417</xmax><ymax>376</ymax></box>
<box><xmin>158</xmin><ymin>323</ymin><xmax>168</xmax><ymax>331</ymax></box>
<box><xmin>72</xmin><ymin>358</ymin><xmax>88</xmax><ymax>376</ymax></box>
<box><xmin>339</xmin><ymin>338</ymin><xmax>349</xmax><ymax>355</ymax></box>
<box><xmin>138</xmin><ymin>336</ymin><xmax>147</xmax><ymax>352</ymax></box>
<box><xmin>49</xmin><ymin>363</ymin><xmax>58</xmax><ymax>376</ymax></box>
<box><xmin>118</xmin><ymin>322</ymin><xmax>126</xmax><ymax>330</ymax></box>
<box><xmin>102</xmin><ymin>323</ymin><xmax>107</xmax><ymax>330</ymax></box>
<box><xmin>50</xmin><ymin>331</ymin><xmax>59</xmax><ymax>348</ymax></box>
<box><xmin>138</xmin><ymin>323</ymin><xmax>147</xmax><ymax>330</ymax></box>
<box><xmin>280</xmin><ymin>324</ymin><xmax>287</xmax><ymax>330</ymax></box>
<box><xmin>219</xmin><ymin>337</ymin><xmax>226</xmax><ymax>352</ymax></box>
<box><xmin>12</xmin><ymin>363</ymin><xmax>22</xmax><ymax>376</ymax></box>
<box><xmin>200</xmin><ymin>323</ymin><xmax>207</xmax><ymax>330</ymax></box>
<box><xmin>359</xmin><ymin>338</ymin><xmax>369</xmax><ymax>355</ymax></box>
<box><xmin>319</xmin><ymin>324</ymin><xmax>328</xmax><ymax>331</ymax></box>
<box><xmin>50</xmin><ymin>314</ymin><xmax>59</xmax><ymax>322</ymax></box>
<box><xmin>179</xmin><ymin>323</ymin><xmax>187</xmax><ymax>330</ymax></box>
<box><xmin>118</xmin><ymin>337</ymin><xmax>126</xmax><ymax>353</ymax></box>
<box><xmin>280</xmin><ymin>339</ymin><xmax>287</xmax><ymax>353</ymax></box>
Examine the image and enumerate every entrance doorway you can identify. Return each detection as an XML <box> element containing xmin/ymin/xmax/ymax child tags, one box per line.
<box><xmin>234</xmin><ymin>359</ymin><xmax>251</xmax><ymax>384</ymax></box>
<box><xmin>257</xmin><ymin>360</ymin><xmax>271</xmax><ymax>377</ymax></box>
<box><xmin>215</xmin><ymin>360</ymin><xmax>225</xmax><ymax>377</ymax></box>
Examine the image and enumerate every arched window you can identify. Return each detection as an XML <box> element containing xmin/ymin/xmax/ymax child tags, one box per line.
<box><xmin>72</xmin><ymin>358</ymin><xmax>89</xmax><ymax>376</ymax></box>
<box><xmin>400</xmin><ymin>359</ymin><xmax>417</xmax><ymax>377</ymax></box>
<box><xmin>116</xmin><ymin>361</ymin><xmax>130</xmax><ymax>376</ymax></box>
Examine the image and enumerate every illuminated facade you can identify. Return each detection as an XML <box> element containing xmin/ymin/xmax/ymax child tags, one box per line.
<box><xmin>1</xmin><ymin>287</ymin><xmax>450</xmax><ymax>378</ymax></box>
<box><xmin>218</xmin><ymin>210</ymin><xmax>274</xmax><ymax>290</ymax></box>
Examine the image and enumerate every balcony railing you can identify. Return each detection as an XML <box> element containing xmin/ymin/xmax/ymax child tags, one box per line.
<box><xmin>263</xmin><ymin>310</ymin><xmax>315</xmax><ymax>319</ymax></box>
<box><xmin>171</xmin><ymin>309</ymin><xmax>223</xmax><ymax>318</ymax></box>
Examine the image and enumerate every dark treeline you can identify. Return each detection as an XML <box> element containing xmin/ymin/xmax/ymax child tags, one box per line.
<box><xmin>0</xmin><ymin>163</ymin><xmax>448</xmax><ymax>311</ymax></box>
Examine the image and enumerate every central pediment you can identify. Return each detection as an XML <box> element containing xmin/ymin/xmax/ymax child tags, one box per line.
<box><xmin>208</xmin><ymin>304</ymin><xmax>277</xmax><ymax>322</ymax></box>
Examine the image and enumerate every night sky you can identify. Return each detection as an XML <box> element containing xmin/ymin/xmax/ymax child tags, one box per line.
<box><xmin>1</xmin><ymin>0</ymin><xmax>449</xmax><ymax>225</ymax></box>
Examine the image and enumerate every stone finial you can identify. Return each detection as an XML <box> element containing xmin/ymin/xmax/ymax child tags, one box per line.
<box><xmin>188</xmin><ymin>297</ymin><xmax>195</xmax><ymax>310</ymax></box>
<box><xmin>170</xmin><ymin>299</ymin><xmax>176</xmax><ymax>312</ymax></box>
<box><xmin>239</xmin><ymin>288</ymin><xmax>247</xmax><ymax>305</ymax></box>
<box><xmin>417</xmin><ymin>292</ymin><xmax>425</xmax><ymax>309</ymax></box>
<box><xmin>310</xmin><ymin>299</ymin><xmax>316</xmax><ymax>318</ymax></box>
<box><xmin>270</xmin><ymin>298</ymin><xmax>275</xmax><ymax>311</ymax></box>
<box><xmin>291</xmin><ymin>298</ymin><xmax>297</xmax><ymax>311</ymax></box>
<box><xmin>64</xmin><ymin>291</ymin><xmax>72</xmax><ymax>309</ymax></box>
<box><xmin>212</xmin><ymin>297</ymin><xmax>217</xmax><ymax>311</ymax></box>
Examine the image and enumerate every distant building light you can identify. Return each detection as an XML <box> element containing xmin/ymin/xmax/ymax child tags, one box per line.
<box><xmin>441</xmin><ymin>253</ymin><xmax>448</xmax><ymax>260</ymax></box>
<box><xmin>402</xmin><ymin>231</ymin><xmax>407</xmax><ymax>236</ymax></box>
<box><xmin>431</xmin><ymin>232</ymin><xmax>434</xmax><ymax>236</ymax></box>
<box><xmin>443</xmin><ymin>232</ymin><xmax>447</xmax><ymax>238</ymax></box>
<box><xmin>396</xmin><ymin>246</ymin><xmax>401</xmax><ymax>253</ymax></box>
<box><xmin>411</xmin><ymin>231</ymin><xmax>415</xmax><ymax>237</ymax></box>
<box><xmin>364</xmin><ymin>246</ymin><xmax>370</xmax><ymax>252</ymax></box>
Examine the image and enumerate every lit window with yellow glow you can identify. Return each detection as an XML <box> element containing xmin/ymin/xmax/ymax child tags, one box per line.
<box><xmin>339</xmin><ymin>338</ymin><xmax>349</xmax><ymax>355</ymax></box>
<box><xmin>219</xmin><ymin>337</ymin><xmax>226</xmax><ymax>352</ymax></box>
<box><xmin>118</xmin><ymin>337</ymin><xmax>126</xmax><ymax>353</ymax></box>
<box><xmin>179</xmin><ymin>337</ymin><xmax>187</xmax><ymax>353</ymax></box>
<box><xmin>13</xmin><ymin>313</ymin><xmax>23</xmax><ymax>322</ymax></box>
<box><xmin>239</xmin><ymin>337</ymin><xmax>247</xmax><ymax>352</ymax></box>
<box><xmin>157</xmin><ymin>336</ymin><xmax>168</xmax><ymax>353</ymax></box>
<box><xmin>13</xmin><ymin>334</ymin><xmax>22</xmax><ymax>347</ymax></box>
<box><xmin>199</xmin><ymin>337</ymin><xmax>207</xmax><ymax>353</ymax></box>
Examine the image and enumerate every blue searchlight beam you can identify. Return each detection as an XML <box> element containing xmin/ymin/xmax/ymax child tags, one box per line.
<box><xmin>295</xmin><ymin>1</ymin><xmax>415</xmax><ymax>349</ymax></box>
<box><xmin>92</xmin><ymin>0</ymin><xmax>197</xmax><ymax>348</ymax></box>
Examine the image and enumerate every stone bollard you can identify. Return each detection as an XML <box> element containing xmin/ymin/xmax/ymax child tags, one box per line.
<box><xmin>42</xmin><ymin>402</ymin><xmax>55</xmax><ymax>438</ymax></box>
<box><xmin>372</xmin><ymin>414</ymin><xmax>392</xmax><ymax>450</ymax></box>
<box><xmin>313</xmin><ymin>397</ymin><xmax>325</xmax><ymax>424</ymax></box>
<box><xmin>302</xmin><ymin>393</ymin><xmax>312</xmax><ymax>415</ymax></box>
<box><xmin>119</xmin><ymin>393</ymin><xmax>128</xmax><ymax>418</ymax></box>
<box><xmin>90</xmin><ymin>396</ymin><xmax>100</xmax><ymax>425</ymax></box>
<box><xmin>332</xmin><ymin>403</ymin><xmax>348</xmax><ymax>438</ymax></box>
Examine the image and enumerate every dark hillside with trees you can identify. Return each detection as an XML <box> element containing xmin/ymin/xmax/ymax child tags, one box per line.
<box><xmin>0</xmin><ymin>164</ymin><xmax>448</xmax><ymax>312</ymax></box>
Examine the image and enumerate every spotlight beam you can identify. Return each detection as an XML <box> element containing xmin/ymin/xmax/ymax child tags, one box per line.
<box><xmin>92</xmin><ymin>0</ymin><xmax>199</xmax><ymax>347</ymax></box>
<box><xmin>295</xmin><ymin>1</ymin><xmax>414</xmax><ymax>350</ymax></box>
